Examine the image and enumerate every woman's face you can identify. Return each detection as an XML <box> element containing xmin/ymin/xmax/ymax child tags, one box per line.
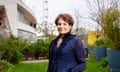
<box><xmin>57</xmin><ymin>18</ymin><xmax>72</xmax><ymax>35</ymax></box>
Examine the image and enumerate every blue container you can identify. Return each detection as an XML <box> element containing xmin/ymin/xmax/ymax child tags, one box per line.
<box><xmin>107</xmin><ymin>48</ymin><xmax>120</xmax><ymax>72</ymax></box>
<box><xmin>94</xmin><ymin>46</ymin><xmax>106</xmax><ymax>61</ymax></box>
<box><xmin>88</xmin><ymin>47</ymin><xmax>93</xmax><ymax>54</ymax></box>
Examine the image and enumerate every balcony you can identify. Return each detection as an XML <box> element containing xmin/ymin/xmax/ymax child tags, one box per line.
<box><xmin>17</xmin><ymin>0</ymin><xmax>36</xmax><ymax>24</ymax></box>
<box><xmin>18</xmin><ymin>21</ymin><xmax>36</xmax><ymax>33</ymax></box>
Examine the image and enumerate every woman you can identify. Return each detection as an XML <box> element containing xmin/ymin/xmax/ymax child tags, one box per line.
<box><xmin>48</xmin><ymin>13</ymin><xmax>86</xmax><ymax>72</ymax></box>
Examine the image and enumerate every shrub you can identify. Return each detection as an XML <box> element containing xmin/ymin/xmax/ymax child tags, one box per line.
<box><xmin>102</xmin><ymin>6</ymin><xmax>120</xmax><ymax>49</ymax></box>
<box><xmin>95</xmin><ymin>39</ymin><xmax>105</xmax><ymax>46</ymax></box>
<box><xmin>0</xmin><ymin>37</ymin><xmax>26</xmax><ymax>64</ymax></box>
<box><xmin>39</xmin><ymin>40</ymin><xmax>51</xmax><ymax>58</ymax></box>
<box><xmin>0</xmin><ymin>59</ymin><xmax>14</xmax><ymax>72</ymax></box>
<box><xmin>22</xmin><ymin>39</ymin><xmax>51</xmax><ymax>59</ymax></box>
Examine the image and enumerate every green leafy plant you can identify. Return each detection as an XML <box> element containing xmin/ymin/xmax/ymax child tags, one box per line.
<box><xmin>0</xmin><ymin>36</ymin><xmax>25</xmax><ymax>64</ymax></box>
<box><xmin>0</xmin><ymin>59</ymin><xmax>14</xmax><ymax>72</ymax></box>
<box><xmin>0</xmin><ymin>51</ymin><xmax>14</xmax><ymax>72</ymax></box>
<box><xmin>34</xmin><ymin>39</ymin><xmax>51</xmax><ymax>58</ymax></box>
<box><xmin>23</xmin><ymin>39</ymin><xmax>51</xmax><ymax>59</ymax></box>
<box><xmin>95</xmin><ymin>39</ymin><xmax>105</xmax><ymax>46</ymax></box>
<box><xmin>102</xmin><ymin>6</ymin><xmax>120</xmax><ymax>49</ymax></box>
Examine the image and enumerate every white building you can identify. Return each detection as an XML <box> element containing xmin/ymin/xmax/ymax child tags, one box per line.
<box><xmin>0</xmin><ymin>0</ymin><xmax>37</xmax><ymax>42</ymax></box>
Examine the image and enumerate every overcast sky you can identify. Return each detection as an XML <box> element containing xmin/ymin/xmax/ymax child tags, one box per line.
<box><xmin>23</xmin><ymin>0</ymin><xmax>98</xmax><ymax>31</ymax></box>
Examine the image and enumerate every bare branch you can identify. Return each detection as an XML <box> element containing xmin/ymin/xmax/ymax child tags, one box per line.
<box><xmin>86</xmin><ymin>0</ymin><xmax>120</xmax><ymax>29</ymax></box>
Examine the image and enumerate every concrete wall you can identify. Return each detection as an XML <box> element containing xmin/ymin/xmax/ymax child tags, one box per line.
<box><xmin>5</xmin><ymin>3</ymin><xmax>18</xmax><ymax>37</ymax></box>
<box><xmin>0</xmin><ymin>0</ymin><xmax>37</xmax><ymax>38</ymax></box>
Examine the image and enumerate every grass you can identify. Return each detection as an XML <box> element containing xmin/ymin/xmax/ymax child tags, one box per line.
<box><xmin>83</xmin><ymin>51</ymin><xmax>109</xmax><ymax>72</ymax></box>
<box><xmin>4</xmin><ymin>52</ymin><xmax>109</xmax><ymax>72</ymax></box>
<box><xmin>4</xmin><ymin>61</ymin><xmax>109</xmax><ymax>72</ymax></box>
<box><xmin>84</xmin><ymin>61</ymin><xmax>100</xmax><ymax>72</ymax></box>
<box><xmin>4</xmin><ymin>62</ymin><xmax>48</xmax><ymax>72</ymax></box>
<box><xmin>84</xmin><ymin>60</ymin><xmax>109</xmax><ymax>72</ymax></box>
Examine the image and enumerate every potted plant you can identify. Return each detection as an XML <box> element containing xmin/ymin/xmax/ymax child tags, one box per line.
<box><xmin>102</xmin><ymin>5</ymin><xmax>120</xmax><ymax>72</ymax></box>
<box><xmin>94</xmin><ymin>38</ymin><xmax>106</xmax><ymax>61</ymax></box>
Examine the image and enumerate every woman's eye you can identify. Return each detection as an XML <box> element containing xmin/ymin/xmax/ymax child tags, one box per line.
<box><xmin>57</xmin><ymin>23</ymin><xmax>61</xmax><ymax>25</ymax></box>
<box><xmin>64</xmin><ymin>23</ymin><xmax>67</xmax><ymax>25</ymax></box>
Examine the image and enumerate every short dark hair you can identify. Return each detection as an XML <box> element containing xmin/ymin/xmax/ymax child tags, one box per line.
<box><xmin>55</xmin><ymin>13</ymin><xmax>74</xmax><ymax>26</ymax></box>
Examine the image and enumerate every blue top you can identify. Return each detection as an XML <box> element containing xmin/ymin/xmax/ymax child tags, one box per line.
<box><xmin>48</xmin><ymin>32</ymin><xmax>86</xmax><ymax>72</ymax></box>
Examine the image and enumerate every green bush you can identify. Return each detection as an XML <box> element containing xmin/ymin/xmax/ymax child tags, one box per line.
<box><xmin>0</xmin><ymin>37</ymin><xmax>26</xmax><ymax>64</ymax></box>
<box><xmin>0</xmin><ymin>59</ymin><xmax>14</xmax><ymax>72</ymax></box>
<box><xmin>39</xmin><ymin>40</ymin><xmax>51</xmax><ymax>58</ymax></box>
<box><xmin>95</xmin><ymin>39</ymin><xmax>105</xmax><ymax>46</ymax></box>
<box><xmin>30</xmin><ymin>39</ymin><xmax>51</xmax><ymax>59</ymax></box>
<box><xmin>22</xmin><ymin>39</ymin><xmax>51</xmax><ymax>59</ymax></box>
<box><xmin>102</xmin><ymin>6</ymin><xmax>120</xmax><ymax>49</ymax></box>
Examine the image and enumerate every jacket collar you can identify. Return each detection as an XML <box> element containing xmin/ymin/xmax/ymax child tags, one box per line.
<box><xmin>55</xmin><ymin>32</ymin><xmax>76</xmax><ymax>42</ymax></box>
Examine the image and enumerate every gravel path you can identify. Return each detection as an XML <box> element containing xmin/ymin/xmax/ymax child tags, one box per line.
<box><xmin>22</xmin><ymin>59</ymin><xmax>48</xmax><ymax>63</ymax></box>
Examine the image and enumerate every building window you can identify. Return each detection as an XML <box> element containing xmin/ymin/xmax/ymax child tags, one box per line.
<box><xmin>33</xmin><ymin>24</ymin><xmax>36</xmax><ymax>28</ymax></box>
<box><xmin>0</xmin><ymin>21</ymin><xmax>2</xmax><ymax>26</ymax></box>
<box><xmin>30</xmin><ymin>23</ymin><xmax>33</xmax><ymax>27</ymax></box>
<box><xmin>0</xmin><ymin>19</ymin><xmax>2</xmax><ymax>26</ymax></box>
<box><xmin>18</xmin><ymin>29</ymin><xmax>37</xmax><ymax>42</ymax></box>
<box><xmin>18</xmin><ymin>9</ymin><xmax>24</xmax><ymax>22</ymax></box>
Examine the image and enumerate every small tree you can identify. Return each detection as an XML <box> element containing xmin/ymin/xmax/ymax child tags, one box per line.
<box><xmin>36</xmin><ymin>22</ymin><xmax>56</xmax><ymax>39</ymax></box>
<box><xmin>102</xmin><ymin>6</ymin><xmax>120</xmax><ymax>49</ymax></box>
<box><xmin>0</xmin><ymin>36</ymin><xmax>25</xmax><ymax>64</ymax></box>
<box><xmin>86</xmin><ymin>0</ymin><xmax>120</xmax><ymax>42</ymax></box>
<box><xmin>86</xmin><ymin>0</ymin><xmax>120</xmax><ymax>28</ymax></box>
